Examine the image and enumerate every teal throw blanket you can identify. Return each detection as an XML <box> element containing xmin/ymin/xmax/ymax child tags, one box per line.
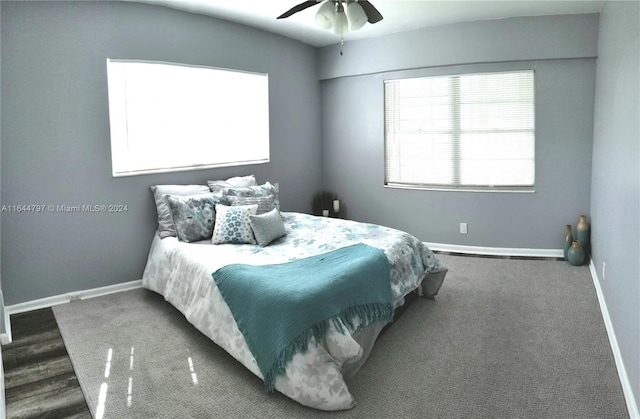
<box><xmin>212</xmin><ymin>243</ymin><xmax>394</xmax><ymax>392</ymax></box>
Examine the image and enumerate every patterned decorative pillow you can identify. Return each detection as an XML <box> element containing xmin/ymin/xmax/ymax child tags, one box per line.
<box><xmin>227</xmin><ymin>194</ymin><xmax>276</xmax><ymax>215</ymax></box>
<box><xmin>212</xmin><ymin>204</ymin><xmax>259</xmax><ymax>245</ymax></box>
<box><xmin>150</xmin><ymin>184</ymin><xmax>211</xmax><ymax>238</ymax></box>
<box><xmin>207</xmin><ymin>175</ymin><xmax>257</xmax><ymax>192</ymax></box>
<box><xmin>165</xmin><ymin>193</ymin><xmax>223</xmax><ymax>242</ymax></box>
<box><xmin>250</xmin><ymin>208</ymin><xmax>287</xmax><ymax>247</ymax></box>
<box><xmin>223</xmin><ymin>181</ymin><xmax>280</xmax><ymax>210</ymax></box>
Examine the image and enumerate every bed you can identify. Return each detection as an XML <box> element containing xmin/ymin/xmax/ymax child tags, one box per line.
<box><xmin>141</xmin><ymin>179</ymin><xmax>447</xmax><ymax>411</ymax></box>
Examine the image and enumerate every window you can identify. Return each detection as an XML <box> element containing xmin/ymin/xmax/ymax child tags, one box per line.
<box><xmin>384</xmin><ymin>70</ymin><xmax>535</xmax><ymax>191</ymax></box>
<box><xmin>106</xmin><ymin>59</ymin><xmax>269</xmax><ymax>177</ymax></box>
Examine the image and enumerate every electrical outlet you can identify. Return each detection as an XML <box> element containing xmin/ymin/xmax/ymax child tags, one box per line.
<box><xmin>602</xmin><ymin>261</ymin><xmax>606</xmax><ymax>281</ymax></box>
<box><xmin>459</xmin><ymin>223</ymin><xmax>468</xmax><ymax>234</ymax></box>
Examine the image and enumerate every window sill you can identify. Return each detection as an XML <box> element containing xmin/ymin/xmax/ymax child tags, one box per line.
<box><xmin>384</xmin><ymin>183</ymin><xmax>535</xmax><ymax>193</ymax></box>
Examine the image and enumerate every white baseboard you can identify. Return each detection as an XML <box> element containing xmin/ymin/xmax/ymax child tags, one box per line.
<box><xmin>589</xmin><ymin>260</ymin><xmax>639</xmax><ymax>419</ymax></box>
<box><xmin>424</xmin><ymin>242</ymin><xmax>564</xmax><ymax>258</ymax></box>
<box><xmin>1</xmin><ymin>280</ymin><xmax>143</xmax><ymax>345</ymax></box>
<box><xmin>1</xmin><ymin>290</ymin><xmax>10</xmax><ymax>345</ymax></box>
<box><xmin>0</xmin><ymin>311</ymin><xmax>10</xmax><ymax>345</ymax></box>
<box><xmin>0</xmin><ymin>343</ymin><xmax>5</xmax><ymax>419</ymax></box>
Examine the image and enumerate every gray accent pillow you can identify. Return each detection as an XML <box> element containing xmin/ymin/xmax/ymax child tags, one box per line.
<box><xmin>223</xmin><ymin>181</ymin><xmax>280</xmax><ymax>210</ymax></box>
<box><xmin>150</xmin><ymin>184</ymin><xmax>211</xmax><ymax>238</ymax></box>
<box><xmin>227</xmin><ymin>194</ymin><xmax>276</xmax><ymax>215</ymax></box>
<box><xmin>250</xmin><ymin>208</ymin><xmax>287</xmax><ymax>247</ymax></box>
<box><xmin>212</xmin><ymin>204</ymin><xmax>259</xmax><ymax>245</ymax></box>
<box><xmin>166</xmin><ymin>193</ymin><xmax>223</xmax><ymax>242</ymax></box>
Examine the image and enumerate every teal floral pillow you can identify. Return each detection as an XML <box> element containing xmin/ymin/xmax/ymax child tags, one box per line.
<box><xmin>166</xmin><ymin>193</ymin><xmax>222</xmax><ymax>242</ymax></box>
<box><xmin>151</xmin><ymin>184</ymin><xmax>211</xmax><ymax>238</ymax></box>
<box><xmin>212</xmin><ymin>204</ymin><xmax>259</xmax><ymax>245</ymax></box>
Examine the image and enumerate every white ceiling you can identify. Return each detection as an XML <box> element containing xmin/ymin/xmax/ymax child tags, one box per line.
<box><xmin>127</xmin><ymin>0</ymin><xmax>604</xmax><ymax>47</ymax></box>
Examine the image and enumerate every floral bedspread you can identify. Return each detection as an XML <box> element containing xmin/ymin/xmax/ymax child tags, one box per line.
<box><xmin>142</xmin><ymin>212</ymin><xmax>445</xmax><ymax>410</ymax></box>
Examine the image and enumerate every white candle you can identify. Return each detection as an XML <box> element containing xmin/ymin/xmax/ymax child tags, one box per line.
<box><xmin>333</xmin><ymin>199</ymin><xmax>340</xmax><ymax>213</ymax></box>
<box><xmin>322</xmin><ymin>209</ymin><xmax>329</xmax><ymax>217</ymax></box>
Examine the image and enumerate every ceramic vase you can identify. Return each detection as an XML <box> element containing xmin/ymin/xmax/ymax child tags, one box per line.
<box><xmin>576</xmin><ymin>215</ymin><xmax>590</xmax><ymax>257</ymax></box>
<box><xmin>563</xmin><ymin>224</ymin><xmax>573</xmax><ymax>260</ymax></box>
<box><xmin>567</xmin><ymin>240</ymin><xmax>585</xmax><ymax>266</ymax></box>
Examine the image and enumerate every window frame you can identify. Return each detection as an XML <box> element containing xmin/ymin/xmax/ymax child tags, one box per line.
<box><xmin>384</xmin><ymin>69</ymin><xmax>536</xmax><ymax>193</ymax></box>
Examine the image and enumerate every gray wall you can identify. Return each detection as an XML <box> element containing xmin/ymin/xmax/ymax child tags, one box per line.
<box><xmin>591</xmin><ymin>0</ymin><xmax>640</xmax><ymax>411</ymax></box>
<box><xmin>0</xmin><ymin>0</ymin><xmax>3</xmax><ymax>334</ymax></box>
<box><xmin>319</xmin><ymin>15</ymin><xmax>597</xmax><ymax>249</ymax></box>
<box><xmin>0</xmin><ymin>1</ymin><xmax>322</xmax><ymax>305</ymax></box>
<box><xmin>0</xmin><ymin>1</ymin><xmax>4</xmax><ymax>409</ymax></box>
<box><xmin>317</xmin><ymin>13</ymin><xmax>599</xmax><ymax>79</ymax></box>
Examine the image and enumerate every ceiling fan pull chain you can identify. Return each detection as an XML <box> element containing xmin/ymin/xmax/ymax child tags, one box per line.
<box><xmin>340</xmin><ymin>37</ymin><xmax>344</xmax><ymax>56</ymax></box>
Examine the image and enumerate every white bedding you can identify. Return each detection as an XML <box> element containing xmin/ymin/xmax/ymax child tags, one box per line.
<box><xmin>141</xmin><ymin>212</ymin><xmax>446</xmax><ymax>410</ymax></box>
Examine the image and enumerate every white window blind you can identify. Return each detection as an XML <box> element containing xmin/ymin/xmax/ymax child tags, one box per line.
<box><xmin>106</xmin><ymin>59</ymin><xmax>270</xmax><ymax>177</ymax></box>
<box><xmin>384</xmin><ymin>70</ymin><xmax>535</xmax><ymax>191</ymax></box>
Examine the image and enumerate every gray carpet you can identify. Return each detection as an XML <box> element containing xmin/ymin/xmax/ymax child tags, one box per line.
<box><xmin>53</xmin><ymin>255</ymin><xmax>629</xmax><ymax>418</ymax></box>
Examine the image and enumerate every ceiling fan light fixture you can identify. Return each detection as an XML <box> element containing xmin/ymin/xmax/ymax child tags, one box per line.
<box><xmin>345</xmin><ymin>2</ymin><xmax>367</xmax><ymax>31</ymax></box>
<box><xmin>278</xmin><ymin>0</ymin><xmax>384</xmax><ymax>55</ymax></box>
<box><xmin>332</xmin><ymin>3</ymin><xmax>349</xmax><ymax>36</ymax></box>
<box><xmin>314</xmin><ymin>1</ymin><xmax>336</xmax><ymax>30</ymax></box>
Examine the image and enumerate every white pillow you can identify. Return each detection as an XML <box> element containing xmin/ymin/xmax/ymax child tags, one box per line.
<box><xmin>207</xmin><ymin>175</ymin><xmax>257</xmax><ymax>192</ymax></box>
<box><xmin>212</xmin><ymin>204</ymin><xmax>259</xmax><ymax>245</ymax></box>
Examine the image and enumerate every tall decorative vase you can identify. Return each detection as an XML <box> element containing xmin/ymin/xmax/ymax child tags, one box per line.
<box><xmin>563</xmin><ymin>224</ymin><xmax>573</xmax><ymax>261</ymax></box>
<box><xmin>576</xmin><ymin>215</ymin><xmax>590</xmax><ymax>257</ymax></box>
<box><xmin>567</xmin><ymin>240</ymin><xmax>585</xmax><ymax>266</ymax></box>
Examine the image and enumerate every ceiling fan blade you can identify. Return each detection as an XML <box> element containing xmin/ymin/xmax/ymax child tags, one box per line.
<box><xmin>277</xmin><ymin>1</ymin><xmax>319</xmax><ymax>19</ymax></box>
<box><xmin>358</xmin><ymin>0</ymin><xmax>383</xmax><ymax>24</ymax></box>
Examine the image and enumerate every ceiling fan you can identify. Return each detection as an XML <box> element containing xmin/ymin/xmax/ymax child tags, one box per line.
<box><xmin>277</xmin><ymin>1</ymin><xmax>383</xmax><ymax>26</ymax></box>
<box><xmin>277</xmin><ymin>1</ymin><xmax>383</xmax><ymax>54</ymax></box>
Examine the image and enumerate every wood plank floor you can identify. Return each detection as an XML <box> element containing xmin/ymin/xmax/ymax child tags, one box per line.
<box><xmin>2</xmin><ymin>308</ymin><xmax>91</xmax><ymax>419</ymax></box>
